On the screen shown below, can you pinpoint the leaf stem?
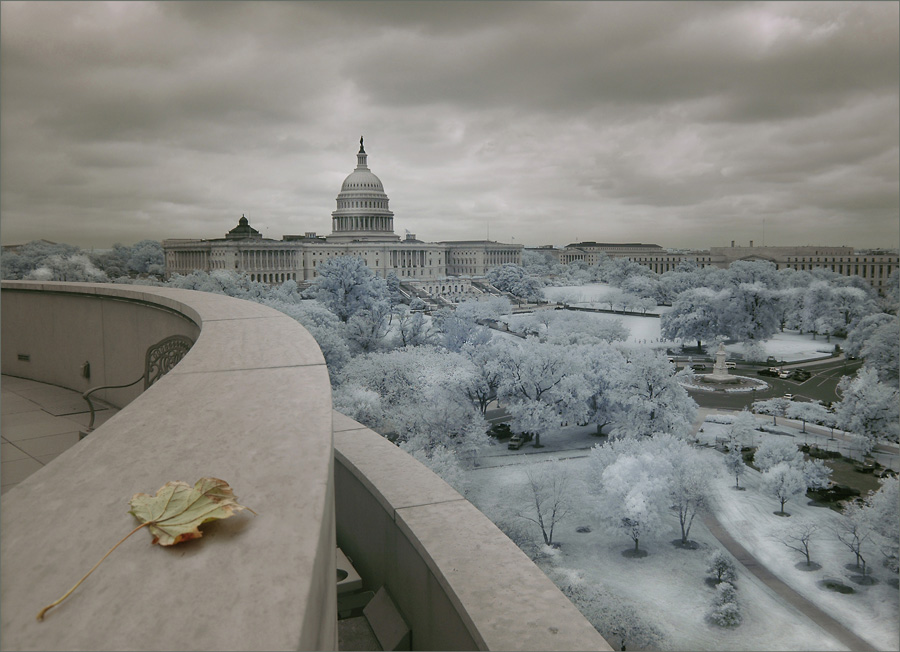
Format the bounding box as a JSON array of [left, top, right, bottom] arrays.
[[37, 521, 150, 621]]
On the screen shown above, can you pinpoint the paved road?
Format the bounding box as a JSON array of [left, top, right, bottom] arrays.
[[688, 357, 864, 411]]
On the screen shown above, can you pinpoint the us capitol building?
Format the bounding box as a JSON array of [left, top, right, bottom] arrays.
[[163, 138, 522, 301]]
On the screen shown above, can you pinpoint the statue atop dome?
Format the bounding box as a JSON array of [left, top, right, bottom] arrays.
[[359, 136, 365, 153]]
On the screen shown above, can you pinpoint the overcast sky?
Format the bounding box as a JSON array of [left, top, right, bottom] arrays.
[[2, 1, 898, 251]]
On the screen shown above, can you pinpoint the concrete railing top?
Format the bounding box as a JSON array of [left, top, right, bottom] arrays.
[[1, 281, 335, 651]]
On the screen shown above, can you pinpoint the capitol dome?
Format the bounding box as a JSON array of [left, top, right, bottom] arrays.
[[330, 137, 399, 242]]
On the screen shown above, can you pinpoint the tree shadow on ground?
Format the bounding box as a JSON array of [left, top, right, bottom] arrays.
[[621, 548, 648, 559], [671, 539, 701, 550], [794, 561, 822, 571], [818, 579, 855, 594]]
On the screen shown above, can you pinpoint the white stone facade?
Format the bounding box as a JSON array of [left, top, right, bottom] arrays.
[[549, 241, 898, 292], [164, 139, 522, 294]]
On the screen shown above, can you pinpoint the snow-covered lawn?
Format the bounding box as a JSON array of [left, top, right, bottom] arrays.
[[466, 447, 890, 650], [526, 283, 841, 360], [724, 331, 837, 363], [543, 284, 627, 306], [711, 465, 899, 651], [504, 310, 666, 345]]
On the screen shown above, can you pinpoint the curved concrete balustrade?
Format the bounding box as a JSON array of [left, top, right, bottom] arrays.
[[1, 281, 337, 651], [1, 281, 611, 651], [333, 411, 612, 651]]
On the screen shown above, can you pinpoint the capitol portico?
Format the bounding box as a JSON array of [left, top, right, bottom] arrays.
[[164, 139, 522, 300]]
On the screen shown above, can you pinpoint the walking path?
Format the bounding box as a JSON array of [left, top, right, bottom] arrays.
[[693, 408, 880, 651], [702, 512, 877, 651]]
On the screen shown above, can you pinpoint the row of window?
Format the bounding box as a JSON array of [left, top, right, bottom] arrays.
[[337, 200, 388, 209]]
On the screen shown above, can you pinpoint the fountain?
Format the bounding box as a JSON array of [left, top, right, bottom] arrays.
[[684, 343, 768, 393]]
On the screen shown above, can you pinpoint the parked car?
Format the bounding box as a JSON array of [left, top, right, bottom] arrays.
[[758, 368, 780, 377], [724, 362, 736, 369], [789, 369, 811, 381], [489, 423, 512, 440], [508, 434, 527, 450], [691, 364, 707, 371], [783, 394, 794, 401], [778, 370, 790, 379]]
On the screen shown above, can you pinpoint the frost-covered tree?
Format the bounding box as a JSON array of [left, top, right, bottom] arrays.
[[801, 282, 841, 337], [578, 343, 627, 435], [308, 255, 389, 322], [1, 240, 82, 279], [126, 240, 165, 275], [588, 435, 715, 547], [331, 386, 385, 430], [707, 581, 742, 628], [433, 306, 492, 352], [752, 397, 792, 426], [656, 263, 716, 304], [542, 312, 629, 345], [555, 572, 665, 652], [26, 253, 108, 282], [721, 282, 780, 344], [724, 260, 781, 289], [772, 286, 804, 332], [882, 269, 899, 314], [762, 462, 808, 515], [727, 411, 758, 448], [599, 256, 656, 288], [669, 442, 714, 545], [345, 301, 391, 353], [335, 347, 487, 454], [486, 263, 544, 301], [393, 305, 435, 347], [168, 269, 269, 300], [868, 477, 900, 572], [834, 368, 900, 444], [495, 339, 590, 447], [753, 439, 803, 472], [587, 436, 674, 554], [707, 550, 737, 584], [831, 285, 878, 327], [460, 342, 504, 416], [775, 519, 820, 567], [610, 349, 697, 438], [786, 401, 830, 434], [621, 274, 659, 301], [845, 313, 895, 357], [521, 249, 558, 276], [835, 500, 875, 575], [385, 270, 403, 310], [661, 287, 729, 349], [858, 317, 900, 387], [586, 439, 671, 554], [518, 459, 572, 547], [725, 446, 747, 489], [802, 458, 833, 491]]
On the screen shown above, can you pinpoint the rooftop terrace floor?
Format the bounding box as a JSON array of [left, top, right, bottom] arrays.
[[1, 375, 118, 494]]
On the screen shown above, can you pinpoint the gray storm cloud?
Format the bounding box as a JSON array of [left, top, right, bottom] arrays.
[[1, 1, 897, 250]]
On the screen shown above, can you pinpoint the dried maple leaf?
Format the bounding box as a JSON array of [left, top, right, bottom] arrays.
[[37, 478, 254, 621], [129, 477, 253, 546]]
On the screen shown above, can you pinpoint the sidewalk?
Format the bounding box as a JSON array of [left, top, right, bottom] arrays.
[[692, 408, 880, 651], [703, 512, 877, 651]]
